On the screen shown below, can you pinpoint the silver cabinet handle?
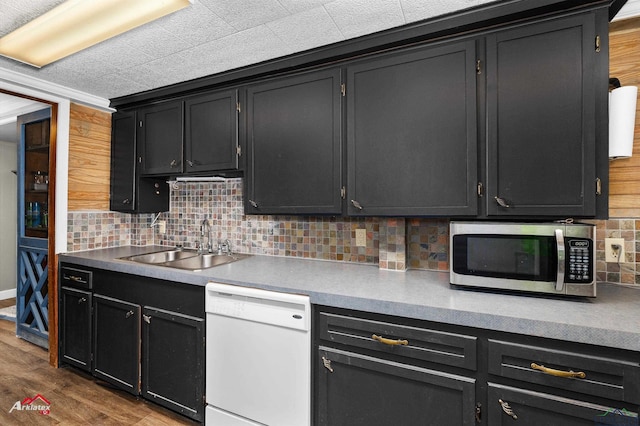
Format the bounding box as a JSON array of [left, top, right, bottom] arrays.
[[187, 160, 194, 167], [125, 310, 134, 319], [499, 399, 517, 420], [322, 356, 334, 373], [350, 200, 363, 210], [249, 200, 258, 208], [555, 229, 565, 291], [122, 198, 131, 204], [170, 159, 178, 168], [494, 196, 510, 208], [143, 314, 151, 324], [78, 297, 87, 304]]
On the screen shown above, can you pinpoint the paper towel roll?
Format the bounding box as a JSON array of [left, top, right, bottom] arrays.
[[609, 85, 638, 159]]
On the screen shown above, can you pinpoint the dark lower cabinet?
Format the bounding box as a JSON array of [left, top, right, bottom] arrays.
[[59, 264, 205, 423], [60, 287, 92, 372], [142, 306, 205, 422], [316, 306, 640, 426], [488, 383, 639, 425], [93, 294, 141, 394], [316, 346, 477, 426]]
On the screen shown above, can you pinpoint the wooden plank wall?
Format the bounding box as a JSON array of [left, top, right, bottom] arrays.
[[68, 103, 112, 211], [609, 17, 640, 218]]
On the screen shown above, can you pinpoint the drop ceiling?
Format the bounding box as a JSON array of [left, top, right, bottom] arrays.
[[1, 0, 639, 104]]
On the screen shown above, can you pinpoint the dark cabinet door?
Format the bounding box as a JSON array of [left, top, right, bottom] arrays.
[[138, 101, 184, 175], [60, 287, 92, 372], [142, 306, 205, 422], [346, 40, 478, 216], [184, 90, 239, 173], [246, 68, 342, 215], [110, 111, 136, 212], [110, 110, 169, 213], [316, 346, 477, 426], [488, 383, 639, 425], [93, 294, 140, 395], [485, 14, 599, 217]]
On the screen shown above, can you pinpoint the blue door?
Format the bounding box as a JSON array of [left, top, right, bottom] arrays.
[[16, 108, 51, 348]]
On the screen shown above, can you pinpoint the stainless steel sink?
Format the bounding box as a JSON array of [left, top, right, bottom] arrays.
[[165, 253, 251, 270], [120, 249, 250, 270], [122, 249, 199, 264]]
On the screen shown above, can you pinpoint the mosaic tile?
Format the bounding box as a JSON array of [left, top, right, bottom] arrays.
[[66, 181, 637, 283]]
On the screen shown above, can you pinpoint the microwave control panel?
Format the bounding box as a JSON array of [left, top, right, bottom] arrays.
[[566, 239, 593, 283]]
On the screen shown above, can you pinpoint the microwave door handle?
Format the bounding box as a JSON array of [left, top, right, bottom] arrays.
[[555, 229, 565, 291]]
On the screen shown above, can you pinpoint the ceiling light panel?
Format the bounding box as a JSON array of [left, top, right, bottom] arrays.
[[0, 0, 191, 68]]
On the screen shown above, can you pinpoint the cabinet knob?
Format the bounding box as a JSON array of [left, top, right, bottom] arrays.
[[78, 297, 87, 304], [170, 159, 178, 168], [321, 356, 334, 373], [187, 160, 194, 167], [143, 314, 151, 324], [122, 198, 131, 204], [494, 196, 510, 208], [498, 399, 517, 420], [249, 200, 259, 208], [125, 310, 134, 319], [350, 200, 363, 210]]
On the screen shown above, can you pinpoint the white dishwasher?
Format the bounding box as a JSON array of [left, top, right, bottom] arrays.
[[205, 282, 311, 426]]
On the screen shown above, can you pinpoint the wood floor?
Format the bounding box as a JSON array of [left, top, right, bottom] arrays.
[[0, 298, 196, 425]]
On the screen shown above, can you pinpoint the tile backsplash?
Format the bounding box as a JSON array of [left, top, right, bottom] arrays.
[[67, 179, 638, 282]]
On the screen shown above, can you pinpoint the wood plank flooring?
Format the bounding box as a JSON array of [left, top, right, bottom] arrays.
[[0, 298, 196, 425]]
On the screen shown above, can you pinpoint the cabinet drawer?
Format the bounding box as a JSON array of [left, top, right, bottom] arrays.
[[60, 266, 92, 290], [488, 339, 640, 404], [318, 312, 477, 370]]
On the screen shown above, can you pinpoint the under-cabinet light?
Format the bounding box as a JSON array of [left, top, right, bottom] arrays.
[[0, 0, 191, 68]]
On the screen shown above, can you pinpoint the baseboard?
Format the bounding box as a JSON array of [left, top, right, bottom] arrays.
[[0, 288, 16, 300]]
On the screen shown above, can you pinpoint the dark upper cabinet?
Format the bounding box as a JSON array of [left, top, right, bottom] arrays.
[[346, 40, 478, 217], [245, 68, 342, 215], [484, 12, 604, 217], [142, 306, 205, 422], [138, 100, 184, 175], [184, 89, 239, 173], [110, 110, 169, 213]]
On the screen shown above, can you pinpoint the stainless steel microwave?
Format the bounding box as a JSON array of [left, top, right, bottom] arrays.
[[450, 221, 596, 297]]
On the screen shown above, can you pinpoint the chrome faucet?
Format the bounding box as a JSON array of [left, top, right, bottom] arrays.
[[200, 219, 212, 253]]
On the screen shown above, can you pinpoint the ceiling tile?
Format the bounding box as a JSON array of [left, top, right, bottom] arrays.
[[157, 2, 236, 45], [324, 0, 406, 39], [267, 7, 344, 52], [400, 0, 489, 23], [277, 0, 336, 14], [179, 25, 294, 78], [120, 25, 193, 60], [199, 0, 291, 31]]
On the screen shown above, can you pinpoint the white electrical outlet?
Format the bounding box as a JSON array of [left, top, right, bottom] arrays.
[[157, 220, 166, 234], [604, 238, 625, 263], [355, 229, 367, 247]]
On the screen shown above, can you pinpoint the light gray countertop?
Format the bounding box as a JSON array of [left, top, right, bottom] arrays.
[[59, 246, 640, 352]]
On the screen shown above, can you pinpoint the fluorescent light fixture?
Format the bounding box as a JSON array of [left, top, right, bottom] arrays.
[[0, 0, 191, 68]]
